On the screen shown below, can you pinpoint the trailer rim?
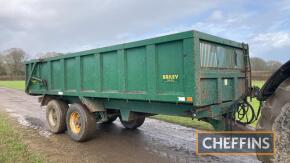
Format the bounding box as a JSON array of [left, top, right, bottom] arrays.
[[48, 108, 57, 127], [69, 111, 81, 134]]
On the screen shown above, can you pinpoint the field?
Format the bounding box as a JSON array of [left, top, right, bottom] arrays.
[[0, 81, 25, 90], [0, 80, 264, 130], [0, 114, 45, 163]]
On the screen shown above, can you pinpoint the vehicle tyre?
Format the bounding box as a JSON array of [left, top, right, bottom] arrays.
[[66, 104, 96, 142], [120, 116, 145, 129], [46, 99, 68, 134], [256, 78, 290, 163], [103, 116, 118, 124]]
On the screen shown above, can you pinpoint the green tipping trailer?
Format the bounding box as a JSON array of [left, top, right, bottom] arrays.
[[25, 30, 251, 141]]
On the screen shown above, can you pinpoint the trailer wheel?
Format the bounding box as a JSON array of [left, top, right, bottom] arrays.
[[103, 116, 118, 124], [120, 117, 145, 129], [46, 100, 68, 134], [256, 78, 290, 163], [66, 104, 96, 142]]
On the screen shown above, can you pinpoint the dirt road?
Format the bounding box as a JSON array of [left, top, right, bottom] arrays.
[[0, 88, 260, 163]]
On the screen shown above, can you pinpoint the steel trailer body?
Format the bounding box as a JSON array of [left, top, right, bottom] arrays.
[[25, 30, 250, 128]]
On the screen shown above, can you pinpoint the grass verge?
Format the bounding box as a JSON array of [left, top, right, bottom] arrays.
[[0, 113, 45, 163], [0, 81, 25, 90], [151, 115, 214, 130]]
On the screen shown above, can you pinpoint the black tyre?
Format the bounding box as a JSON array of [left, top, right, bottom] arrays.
[[66, 104, 96, 142], [46, 100, 68, 134], [256, 78, 290, 163], [120, 116, 145, 129], [103, 116, 118, 124]]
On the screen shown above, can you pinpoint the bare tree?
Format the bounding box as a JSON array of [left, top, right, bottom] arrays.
[[38, 52, 64, 59], [251, 57, 282, 72], [266, 60, 283, 72], [0, 55, 7, 75], [251, 57, 267, 71], [3, 48, 27, 76]]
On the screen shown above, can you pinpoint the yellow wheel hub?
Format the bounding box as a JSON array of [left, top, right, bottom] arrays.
[[69, 112, 81, 134]]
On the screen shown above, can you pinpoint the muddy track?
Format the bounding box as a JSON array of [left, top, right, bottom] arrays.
[[0, 88, 260, 163]]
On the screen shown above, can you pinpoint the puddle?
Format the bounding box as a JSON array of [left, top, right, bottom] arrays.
[[133, 118, 260, 163], [6, 108, 52, 138]]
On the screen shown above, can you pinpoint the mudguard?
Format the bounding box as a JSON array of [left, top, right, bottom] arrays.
[[257, 60, 290, 101]]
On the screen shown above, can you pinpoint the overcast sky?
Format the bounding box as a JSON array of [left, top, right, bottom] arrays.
[[0, 0, 289, 62]]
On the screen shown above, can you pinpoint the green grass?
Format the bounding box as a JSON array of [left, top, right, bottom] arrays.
[[238, 80, 265, 127], [252, 80, 264, 88], [151, 115, 214, 130], [0, 114, 45, 163], [0, 81, 25, 90]]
